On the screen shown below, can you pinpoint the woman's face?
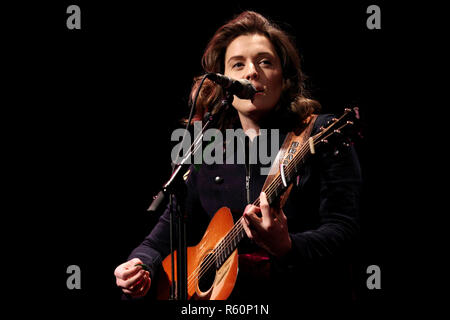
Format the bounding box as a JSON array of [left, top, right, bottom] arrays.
[[224, 33, 284, 122]]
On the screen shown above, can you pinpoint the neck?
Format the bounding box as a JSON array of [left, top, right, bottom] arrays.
[[238, 113, 261, 141]]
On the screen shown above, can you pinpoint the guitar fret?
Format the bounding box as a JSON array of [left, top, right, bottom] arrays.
[[215, 251, 219, 268], [157, 109, 357, 299], [209, 110, 356, 282], [214, 226, 241, 269], [265, 109, 355, 214]]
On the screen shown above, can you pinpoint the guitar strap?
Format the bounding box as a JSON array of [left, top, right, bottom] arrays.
[[261, 114, 318, 208]]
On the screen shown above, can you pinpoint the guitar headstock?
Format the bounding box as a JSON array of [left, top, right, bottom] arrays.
[[313, 107, 361, 152], [276, 107, 361, 192]]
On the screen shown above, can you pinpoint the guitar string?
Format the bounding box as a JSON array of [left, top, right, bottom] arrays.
[[185, 114, 351, 291], [186, 129, 344, 293], [185, 217, 245, 293], [186, 139, 313, 289], [186, 122, 349, 291], [209, 118, 352, 261], [185, 121, 345, 290]]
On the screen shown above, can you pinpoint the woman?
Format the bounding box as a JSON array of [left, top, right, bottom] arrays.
[[114, 11, 361, 302]]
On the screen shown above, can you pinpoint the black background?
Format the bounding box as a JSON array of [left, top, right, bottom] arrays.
[[5, 0, 432, 316]]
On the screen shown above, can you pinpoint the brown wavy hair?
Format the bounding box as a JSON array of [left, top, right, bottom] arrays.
[[189, 11, 320, 131]]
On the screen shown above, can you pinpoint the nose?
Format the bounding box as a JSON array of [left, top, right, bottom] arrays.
[[244, 62, 259, 81]]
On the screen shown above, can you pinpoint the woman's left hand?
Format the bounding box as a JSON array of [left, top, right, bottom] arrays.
[[241, 192, 292, 257]]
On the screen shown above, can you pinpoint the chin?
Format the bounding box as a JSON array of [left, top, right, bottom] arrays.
[[238, 104, 259, 115], [234, 98, 274, 117]]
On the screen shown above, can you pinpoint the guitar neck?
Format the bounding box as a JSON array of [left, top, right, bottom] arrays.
[[214, 108, 357, 269], [214, 133, 315, 268], [213, 143, 313, 268], [214, 219, 246, 268]]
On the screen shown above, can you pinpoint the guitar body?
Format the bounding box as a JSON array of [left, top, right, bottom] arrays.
[[157, 207, 238, 300]]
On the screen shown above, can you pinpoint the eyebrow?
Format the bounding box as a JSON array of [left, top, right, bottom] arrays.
[[226, 55, 244, 64]]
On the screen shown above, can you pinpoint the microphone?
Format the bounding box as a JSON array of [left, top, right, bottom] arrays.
[[207, 73, 257, 99]]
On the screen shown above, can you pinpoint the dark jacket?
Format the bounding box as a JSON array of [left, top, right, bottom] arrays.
[[128, 114, 362, 302]]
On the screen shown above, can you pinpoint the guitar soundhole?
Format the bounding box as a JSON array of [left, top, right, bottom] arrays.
[[197, 253, 216, 293]]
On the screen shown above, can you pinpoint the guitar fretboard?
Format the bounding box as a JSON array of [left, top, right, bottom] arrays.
[[214, 222, 246, 268], [212, 109, 355, 269]]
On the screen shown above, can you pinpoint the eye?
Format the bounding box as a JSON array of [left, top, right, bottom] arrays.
[[232, 62, 244, 69], [260, 59, 272, 66]]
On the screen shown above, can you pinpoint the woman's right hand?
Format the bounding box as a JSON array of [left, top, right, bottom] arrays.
[[114, 258, 151, 297]]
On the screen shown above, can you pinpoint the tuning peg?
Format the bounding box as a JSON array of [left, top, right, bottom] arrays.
[[333, 129, 341, 134], [327, 118, 338, 126], [342, 141, 350, 148], [320, 139, 328, 144], [347, 121, 354, 126]]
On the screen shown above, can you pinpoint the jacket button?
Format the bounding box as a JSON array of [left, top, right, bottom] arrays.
[[214, 176, 224, 184]]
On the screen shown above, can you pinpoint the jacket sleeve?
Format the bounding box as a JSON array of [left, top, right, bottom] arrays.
[[127, 204, 170, 281], [281, 114, 362, 265], [127, 165, 201, 281]]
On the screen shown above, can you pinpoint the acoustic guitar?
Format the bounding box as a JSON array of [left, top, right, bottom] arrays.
[[157, 108, 358, 300]]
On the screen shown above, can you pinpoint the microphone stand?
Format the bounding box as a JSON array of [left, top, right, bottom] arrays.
[[147, 90, 232, 300]]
